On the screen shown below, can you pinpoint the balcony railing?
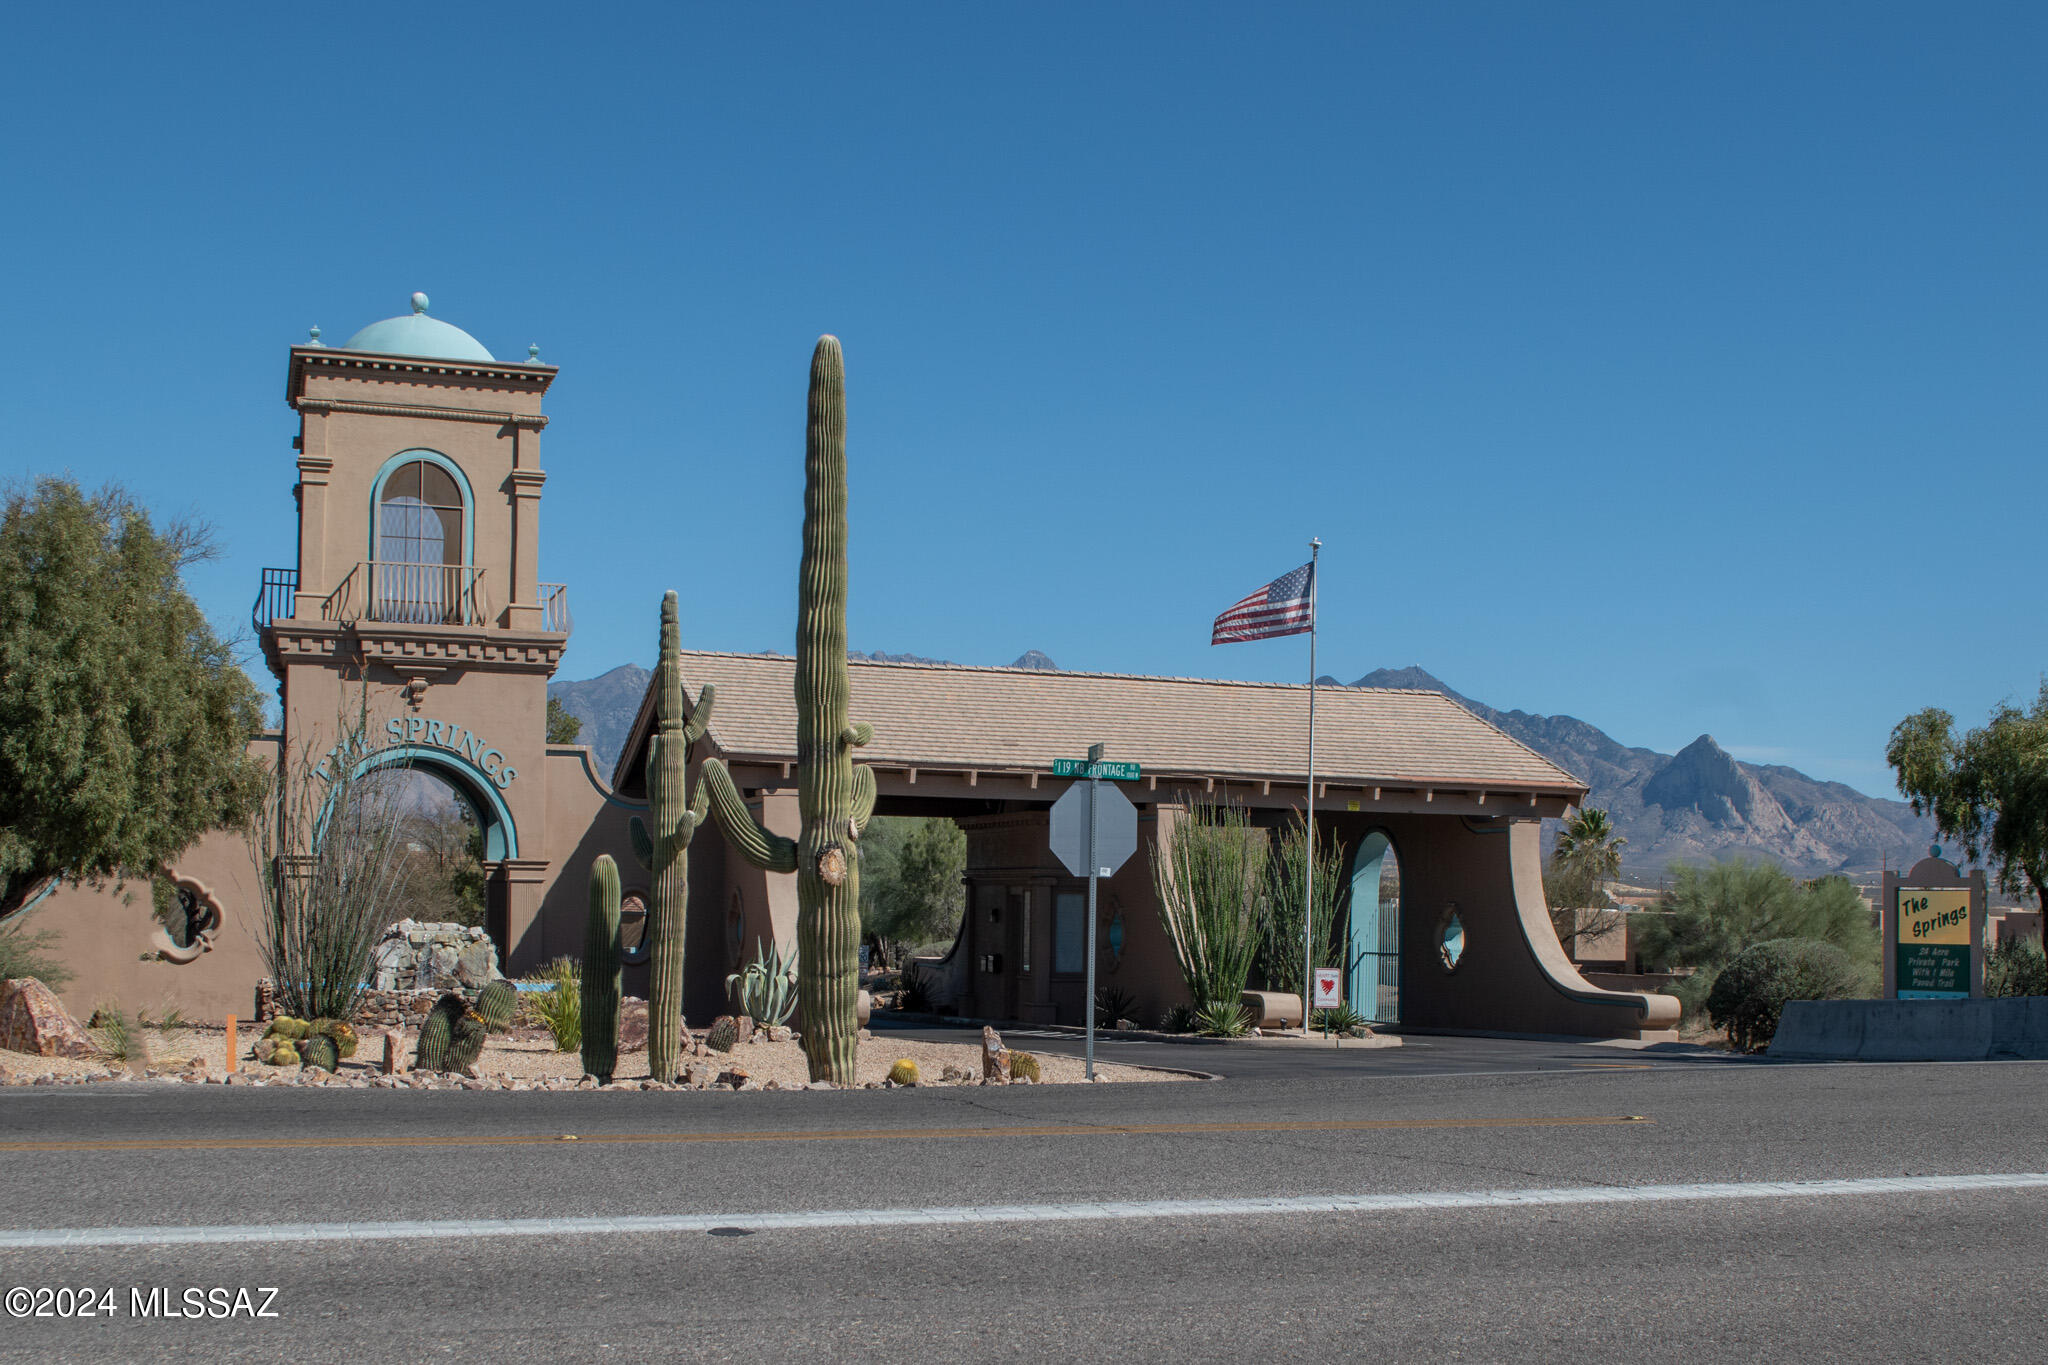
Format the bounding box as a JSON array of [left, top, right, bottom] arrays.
[[322, 561, 491, 627], [539, 582, 572, 634], [252, 567, 298, 633]]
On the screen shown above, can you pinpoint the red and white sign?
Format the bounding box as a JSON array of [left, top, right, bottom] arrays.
[[1311, 968, 1342, 1009]]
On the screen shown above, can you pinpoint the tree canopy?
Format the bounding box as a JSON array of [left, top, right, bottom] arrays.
[[0, 479, 265, 915], [545, 696, 583, 745], [859, 816, 966, 955], [1634, 859, 1878, 991], [1888, 687, 2048, 915], [1546, 806, 1627, 952]]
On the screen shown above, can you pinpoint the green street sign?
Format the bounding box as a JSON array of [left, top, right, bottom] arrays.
[[1053, 758, 1141, 781]]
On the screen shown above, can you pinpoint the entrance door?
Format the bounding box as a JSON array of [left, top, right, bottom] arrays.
[[1346, 832, 1401, 1024]]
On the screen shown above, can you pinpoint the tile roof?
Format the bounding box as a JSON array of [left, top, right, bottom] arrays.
[[637, 652, 1583, 794]]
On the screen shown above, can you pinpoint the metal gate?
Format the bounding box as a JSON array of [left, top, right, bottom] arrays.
[[1345, 832, 1401, 1024]]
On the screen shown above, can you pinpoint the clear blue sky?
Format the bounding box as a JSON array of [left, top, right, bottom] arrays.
[[4, 4, 2042, 798]]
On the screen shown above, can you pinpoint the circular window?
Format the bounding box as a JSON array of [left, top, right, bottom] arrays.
[[617, 893, 650, 966], [1437, 905, 1466, 972]]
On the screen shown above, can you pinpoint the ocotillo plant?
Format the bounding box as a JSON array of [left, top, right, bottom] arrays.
[[629, 592, 716, 1083], [581, 854, 623, 1085], [704, 335, 877, 1084]]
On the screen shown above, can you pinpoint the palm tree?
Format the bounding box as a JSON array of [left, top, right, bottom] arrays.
[[1548, 807, 1628, 955], [1554, 807, 1627, 896]]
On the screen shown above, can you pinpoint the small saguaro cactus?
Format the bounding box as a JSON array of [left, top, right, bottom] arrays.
[[629, 592, 718, 1084], [581, 854, 624, 1085], [704, 336, 878, 1086]]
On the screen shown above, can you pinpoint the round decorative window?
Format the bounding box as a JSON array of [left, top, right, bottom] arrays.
[[150, 875, 224, 965], [1437, 905, 1466, 972], [617, 892, 651, 967]]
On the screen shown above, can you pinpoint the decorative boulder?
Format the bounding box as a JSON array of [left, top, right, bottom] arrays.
[[0, 978, 95, 1059], [981, 1025, 1011, 1083], [369, 921, 503, 992], [617, 999, 650, 1053]]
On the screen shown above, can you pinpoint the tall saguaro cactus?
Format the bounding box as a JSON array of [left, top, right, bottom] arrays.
[[704, 335, 877, 1084], [631, 592, 716, 1083]]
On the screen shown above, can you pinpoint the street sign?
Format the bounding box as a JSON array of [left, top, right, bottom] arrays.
[[1049, 781, 1137, 878], [1312, 968, 1342, 1009], [1052, 758, 1141, 781]]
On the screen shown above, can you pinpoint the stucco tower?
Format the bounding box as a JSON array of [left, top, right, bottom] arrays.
[[256, 293, 568, 960]]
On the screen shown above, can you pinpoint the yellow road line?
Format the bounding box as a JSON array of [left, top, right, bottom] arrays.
[[0, 1114, 1653, 1154]]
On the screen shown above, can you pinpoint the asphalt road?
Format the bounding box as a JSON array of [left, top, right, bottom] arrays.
[[2, 1043, 2044, 1362]]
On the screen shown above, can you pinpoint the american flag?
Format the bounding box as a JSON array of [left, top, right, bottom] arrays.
[[1211, 561, 1315, 644]]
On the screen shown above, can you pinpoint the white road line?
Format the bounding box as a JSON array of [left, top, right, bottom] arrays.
[[3, 1173, 2043, 1250]]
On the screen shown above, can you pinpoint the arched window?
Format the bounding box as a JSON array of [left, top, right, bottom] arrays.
[[374, 457, 468, 623], [378, 459, 465, 566]]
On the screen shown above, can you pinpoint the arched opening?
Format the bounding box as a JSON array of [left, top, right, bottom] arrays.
[[370, 452, 472, 623], [315, 746, 520, 954], [1345, 830, 1402, 1025]]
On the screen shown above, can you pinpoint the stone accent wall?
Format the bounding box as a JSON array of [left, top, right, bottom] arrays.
[[369, 920, 503, 992]]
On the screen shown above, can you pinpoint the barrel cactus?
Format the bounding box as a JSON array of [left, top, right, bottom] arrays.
[[310, 1019, 358, 1059], [704, 336, 877, 1085], [630, 592, 718, 1085], [1009, 1051, 1041, 1083], [705, 1016, 739, 1054], [475, 980, 518, 1031], [886, 1058, 919, 1086], [415, 993, 463, 1071], [582, 854, 623, 1085], [300, 1033, 339, 1073]]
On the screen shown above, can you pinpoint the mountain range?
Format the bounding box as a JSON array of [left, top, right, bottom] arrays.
[[1348, 667, 1932, 878], [549, 654, 1933, 879]]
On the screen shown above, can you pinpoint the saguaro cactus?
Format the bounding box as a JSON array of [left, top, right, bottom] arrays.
[[630, 592, 716, 1083], [704, 335, 877, 1084], [582, 854, 623, 1085]]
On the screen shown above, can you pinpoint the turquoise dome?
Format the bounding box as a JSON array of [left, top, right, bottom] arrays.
[[341, 292, 494, 362]]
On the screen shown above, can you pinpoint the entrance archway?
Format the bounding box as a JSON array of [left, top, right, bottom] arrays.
[[1346, 830, 1402, 1024], [332, 744, 520, 862]]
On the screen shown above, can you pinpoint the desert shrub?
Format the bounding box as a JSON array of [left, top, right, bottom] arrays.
[[530, 958, 581, 1052], [1195, 998, 1252, 1037], [1705, 938, 1863, 1053], [896, 966, 935, 1014], [89, 1003, 147, 1067], [1312, 1003, 1368, 1034], [1985, 938, 2048, 997], [1094, 984, 1137, 1025], [1153, 799, 1265, 1014], [0, 907, 72, 989]]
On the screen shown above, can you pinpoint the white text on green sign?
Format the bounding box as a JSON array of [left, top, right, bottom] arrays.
[[1053, 759, 1141, 781]]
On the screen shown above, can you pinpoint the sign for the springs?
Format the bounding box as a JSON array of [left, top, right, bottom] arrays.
[[313, 718, 520, 790], [1895, 887, 1970, 1000]]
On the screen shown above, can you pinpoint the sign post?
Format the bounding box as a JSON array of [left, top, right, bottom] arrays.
[[1048, 746, 1139, 1080]]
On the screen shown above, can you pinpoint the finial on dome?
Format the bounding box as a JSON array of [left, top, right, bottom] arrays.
[[528, 343, 540, 361], [308, 325, 323, 346], [411, 292, 430, 315]]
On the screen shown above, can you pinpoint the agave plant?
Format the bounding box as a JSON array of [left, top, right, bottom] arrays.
[[727, 939, 800, 1027], [1195, 998, 1253, 1037]]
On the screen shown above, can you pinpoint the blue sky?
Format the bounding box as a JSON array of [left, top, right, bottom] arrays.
[[4, 3, 2042, 797]]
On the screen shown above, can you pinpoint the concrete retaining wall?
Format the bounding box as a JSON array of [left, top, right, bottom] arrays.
[[1771, 997, 2048, 1061]]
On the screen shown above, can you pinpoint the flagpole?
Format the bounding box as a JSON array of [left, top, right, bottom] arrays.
[[1303, 536, 1320, 1037]]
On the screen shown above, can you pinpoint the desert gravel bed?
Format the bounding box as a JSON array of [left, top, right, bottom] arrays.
[[2, 1025, 1190, 1090]]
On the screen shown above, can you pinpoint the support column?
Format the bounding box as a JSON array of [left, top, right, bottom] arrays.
[[504, 422, 546, 629], [293, 422, 333, 620]]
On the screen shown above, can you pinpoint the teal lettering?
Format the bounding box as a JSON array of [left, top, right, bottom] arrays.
[[463, 732, 485, 763], [495, 765, 517, 790], [425, 719, 445, 746]]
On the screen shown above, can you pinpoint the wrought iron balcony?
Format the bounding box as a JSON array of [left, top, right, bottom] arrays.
[[322, 561, 491, 627], [252, 567, 297, 633]]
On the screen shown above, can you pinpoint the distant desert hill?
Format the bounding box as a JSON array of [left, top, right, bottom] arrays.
[[1349, 667, 1932, 878]]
